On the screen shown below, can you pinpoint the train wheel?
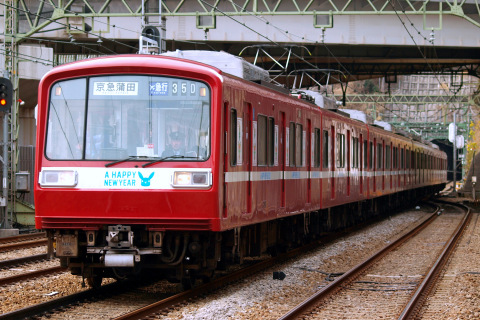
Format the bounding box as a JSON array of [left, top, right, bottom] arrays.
[[86, 274, 103, 288], [181, 271, 197, 290], [201, 269, 215, 283]]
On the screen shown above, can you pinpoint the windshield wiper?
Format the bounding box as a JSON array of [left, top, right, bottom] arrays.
[[105, 156, 138, 167], [142, 155, 197, 168]]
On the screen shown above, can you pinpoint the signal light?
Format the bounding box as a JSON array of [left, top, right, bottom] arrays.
[[0, 78, 13, 113]]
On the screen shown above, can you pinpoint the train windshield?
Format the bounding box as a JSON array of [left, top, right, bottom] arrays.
[[45, 75, 211, 161]]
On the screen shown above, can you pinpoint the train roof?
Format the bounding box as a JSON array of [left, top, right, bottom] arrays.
[[41, 52, 444, 156], [161, 50, 270, 82]]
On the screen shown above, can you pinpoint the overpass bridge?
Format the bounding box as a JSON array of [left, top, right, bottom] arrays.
[[1, 0, 478, 151], [4, 0, 480, 84]]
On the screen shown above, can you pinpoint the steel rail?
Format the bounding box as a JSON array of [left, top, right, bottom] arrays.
[[0, 223, 359, 320], [0, 253, 49, 269], [397, 202, 471, 320], [0, 238, 48, 252], [0, 232, 46, 245], [277, 205, 441, 320], [112, 239, 327, 320], [0, 266, 66, 286], [111, 206, 438, 320], [0, 279, 139, 320], [0, 205, 438, 320]]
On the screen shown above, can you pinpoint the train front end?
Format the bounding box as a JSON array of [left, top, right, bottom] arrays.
[[34, 55, 223, 286]]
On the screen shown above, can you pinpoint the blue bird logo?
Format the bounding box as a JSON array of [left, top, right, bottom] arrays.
[[138, 172, 155, 187]]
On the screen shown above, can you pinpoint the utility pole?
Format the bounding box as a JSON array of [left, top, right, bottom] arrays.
[[2, 0, 19, 231]]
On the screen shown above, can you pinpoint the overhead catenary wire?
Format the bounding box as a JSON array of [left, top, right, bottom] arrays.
[[205, 0, 441, 124], [2, 0, 473, 127], [239, 0, 473, 125]]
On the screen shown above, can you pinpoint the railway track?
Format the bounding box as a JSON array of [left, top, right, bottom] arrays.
[[0, 266, 66, 286], [1, 210, 382, 319], [0, 235, 325, 320], [0, 233, 47, 252], [2, 204, 461, 319], [0, 253, 49, 269], [277, 201, 471, 320], [86, 206, 440, 319], [0, 280, 139, 320], [0, 232, 46, 245]]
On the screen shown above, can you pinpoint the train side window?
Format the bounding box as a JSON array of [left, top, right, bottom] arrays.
[[313, 128, 320, 168], [322, 130, 329, 168], [401, 148, 404, 169], [363, 140, 368, 169], [393, 146, 397, 169], [336, 133, 345, 168], [385, 145, 391, 169], [352, 137, 359, 168], [295, 123, 303, 167], [289, 122, 296, 167], [267, 117, 275, 166], [406, 149, 410, 169], [377, 143, 383, 169], [392, 146, 395, 169], [257, 115, 267, 166], [369, 142, 374, 169], [230, 108, 237, 166]]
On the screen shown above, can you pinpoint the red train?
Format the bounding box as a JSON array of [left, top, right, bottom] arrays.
[[35, 52, 447, 287]]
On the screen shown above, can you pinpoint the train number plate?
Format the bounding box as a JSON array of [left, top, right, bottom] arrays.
[[56, 234, 78, 257]]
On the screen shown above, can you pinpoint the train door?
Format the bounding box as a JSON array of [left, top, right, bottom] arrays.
[[246, 103, 253, 214], [373, 138, 377, 193], [388, 143, 393, 191], [225, 103, 248, 219], [360, 134, 364, 195], [407, 147, 410, 186], [331, 125, 335, 199], [347, 129, 351, 197], [414, 150, 417, 185], [397, 144, 401, 188], [321, 125, 328, 207], [224, 103, 230, 219], [307, 119, 312, 204], [422, 151, 425, 184], [403, 146, 406, 187], [382, 140, 385, 191], [401, 146, 404, 187], [280, 111, 286, 208]]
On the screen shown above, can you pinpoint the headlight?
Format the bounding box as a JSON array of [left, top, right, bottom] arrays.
[[39, 170, 78, 187], [172, 171, 211, 188]]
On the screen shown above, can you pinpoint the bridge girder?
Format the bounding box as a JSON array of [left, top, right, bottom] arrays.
[[13, 0, 480, 28]]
